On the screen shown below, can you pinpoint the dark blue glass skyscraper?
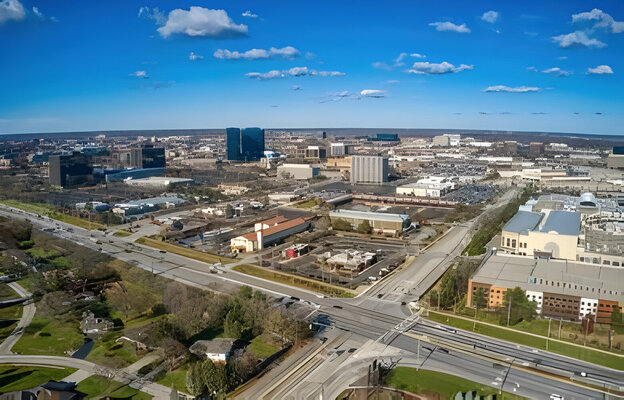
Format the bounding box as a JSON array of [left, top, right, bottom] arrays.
[[226, 127, 264, 161]]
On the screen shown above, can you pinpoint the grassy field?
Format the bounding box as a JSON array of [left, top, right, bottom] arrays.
[[385, 368, 526, 400], [12, 315, 84, 356], [0, 366, 76, 392], [113, 230, 132, 237], [0, 199, 106, 230], [427, 312, 624, 370], [248, 335, 280, 359], [156, 365, 188, 394], [135, 236, 237, 264], [86, 331, 142, 368], [77, 375, 153, 399], [232, 263, 355, 298]]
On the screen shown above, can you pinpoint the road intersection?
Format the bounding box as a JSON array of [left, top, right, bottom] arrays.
[[1, 205, 622, 399]]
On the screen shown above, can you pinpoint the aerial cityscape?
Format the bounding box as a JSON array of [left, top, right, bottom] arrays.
[[0, 1, 623, 400]]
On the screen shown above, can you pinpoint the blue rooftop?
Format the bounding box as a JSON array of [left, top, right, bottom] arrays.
[[538, 210, 581, 236], [502, 211, 542, 234]]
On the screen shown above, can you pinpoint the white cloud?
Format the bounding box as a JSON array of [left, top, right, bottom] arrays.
[[385, 80, 400, 84], [0, 0, 25, 24], [558, 56, 568, 60], [138, 6, 166, 26], [157, 7, 248, 39], [130, 70, 149, 79], [408, 61, 473, 74], [411, 53, 426, 58], [189, 51, 203, 61], [31, 6, 56, 22], [587, 65, 614, 74], [572, 8, 624, 34], [245, 67, 345, 80], [552, 31, 606, 48], [484, 85, 540, 93], [372, 61, 392, 71], [317, 71, 346, 77], [526, 66, 538, 72], [214, 46, 300, 60], [241, 10, 258, 18], [481, 10, 499, 24], [394, 53, 408, 65], [429, 21, 471, 33], [542, 67, 572, 77], [360, 89, 387, 98]]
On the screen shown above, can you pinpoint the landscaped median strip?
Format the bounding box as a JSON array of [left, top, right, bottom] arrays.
[[135, 236, 237, 264], [426, 311, 624, 370], [232, 263, 356, 298]]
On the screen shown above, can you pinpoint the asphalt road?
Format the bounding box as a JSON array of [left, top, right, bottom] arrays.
[[1, 205, 622, 399]]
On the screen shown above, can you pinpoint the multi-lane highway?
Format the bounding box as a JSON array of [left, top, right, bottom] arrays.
[[1, 204, 622, 399]]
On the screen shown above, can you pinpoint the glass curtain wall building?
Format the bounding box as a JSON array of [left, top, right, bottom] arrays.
[[226, 127, 265, 161]]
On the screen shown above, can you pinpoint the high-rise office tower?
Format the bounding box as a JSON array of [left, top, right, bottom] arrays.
[[49, 152, 93, 187], [226, 127, 265, 161]]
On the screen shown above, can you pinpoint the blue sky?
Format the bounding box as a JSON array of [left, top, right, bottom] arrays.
[[1, 1, 623, 135]]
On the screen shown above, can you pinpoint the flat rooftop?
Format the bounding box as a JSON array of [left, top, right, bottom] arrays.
[[329, 209, 409, 223], [473, 253, 623, 302]]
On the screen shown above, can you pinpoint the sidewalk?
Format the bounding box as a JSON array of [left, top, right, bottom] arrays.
[[0, 282, 36, 354]]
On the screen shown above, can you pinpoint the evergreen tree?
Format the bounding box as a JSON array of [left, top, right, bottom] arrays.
[[473, 287, 487, 310], [500, 287, 537, 325], [186, 362, 205, 396]]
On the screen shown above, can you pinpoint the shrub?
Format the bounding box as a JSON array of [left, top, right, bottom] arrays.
[[151, 303, 167, 317]]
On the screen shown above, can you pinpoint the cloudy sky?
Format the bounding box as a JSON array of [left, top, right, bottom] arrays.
[[0, 0, 623, 135]]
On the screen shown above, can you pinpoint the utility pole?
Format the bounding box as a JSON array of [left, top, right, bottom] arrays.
[[547, 318, 552, 351], [474, 303, 478, 332], [507, 295, 512, 327], [416, 339, 420, 367], [437, 290, 441, 311], [558, 317, 562, 339]]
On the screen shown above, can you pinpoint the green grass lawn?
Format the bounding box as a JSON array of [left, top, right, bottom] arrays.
[[156, 365, 188, 394], [385, 368, 526, 400], [232, 263, 355, 298], [427, 312, 624, 370], [86, 331, 141, 369], [248, 335, 280, 359], [0, 366, 77, 392], [0, 284, 18, 301], [135, 236, 237, 264], [0, 304, 23, 321], [113, 230, 132, 237], [17, 275, 34, 293], [0, 199, 106, 230], [12, 315, 84, 356], [76, 375, 153, 399]]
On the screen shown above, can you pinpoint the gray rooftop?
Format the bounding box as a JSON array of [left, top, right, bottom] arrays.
[[329, 209, 409, 223], [472, 253, 623, 302], [502, 211, 542, 234], [538, 210, 581, 236]]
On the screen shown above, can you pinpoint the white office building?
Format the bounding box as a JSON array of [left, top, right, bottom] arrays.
[[351, 155, 389, 184]]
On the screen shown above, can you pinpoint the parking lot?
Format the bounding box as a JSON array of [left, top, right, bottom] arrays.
[[262, 235, 407, 288]]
